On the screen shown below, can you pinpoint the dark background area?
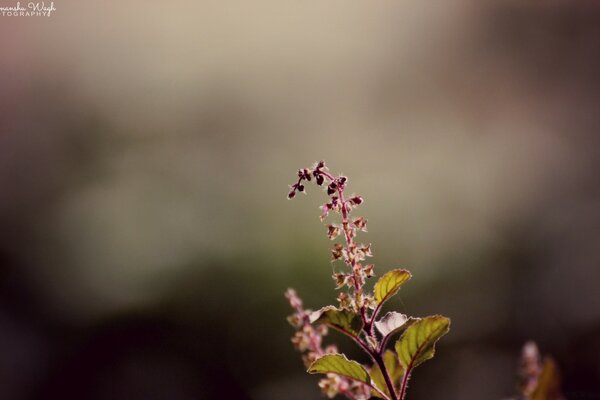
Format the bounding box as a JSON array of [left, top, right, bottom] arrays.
[[1, 2, 599, 399]]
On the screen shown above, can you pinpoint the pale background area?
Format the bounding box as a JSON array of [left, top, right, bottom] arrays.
[[0, 2, 599, 399]]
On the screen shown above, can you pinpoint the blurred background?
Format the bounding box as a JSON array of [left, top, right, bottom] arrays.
[[1, 1, 599, 399]]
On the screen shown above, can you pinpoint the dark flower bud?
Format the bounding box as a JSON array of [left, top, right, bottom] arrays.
[[327, 182, 337, 195], [349, 196, 363, 205], [297, 184, 305, 192], [298, 169, 304, 178], [338, 176, 347, 185], [317, 160, 325, 169], [288, 190, 296, 199], [315, 174, 324, 186]]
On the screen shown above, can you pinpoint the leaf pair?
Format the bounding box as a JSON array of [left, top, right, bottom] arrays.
[[311, 269, 412, 340], [308, 316, 450, 400]]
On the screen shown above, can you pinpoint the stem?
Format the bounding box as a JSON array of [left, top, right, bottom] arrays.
[[337, 182, 368, 326], [370, 301, 384, 328], [341, 331, 397, 400], [355, 339, 397, 400], [398, 368, 412, 400], [372, 350, 399, 400], [317, 169, 369, 326]]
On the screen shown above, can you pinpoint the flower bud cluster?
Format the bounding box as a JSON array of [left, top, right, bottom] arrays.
[[285, 289, 329, 366], [319, 374, 371, 400], [287, 161, 327, 200], [288, 161, 376, 313]]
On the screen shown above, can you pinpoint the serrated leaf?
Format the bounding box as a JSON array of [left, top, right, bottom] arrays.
[[395, 315, 450, 371], [375, 312, 411, 338], [370, 350, 404, 398], [308, 354, 371, 384], [374, 269, 411, 305], [310, 306, 363, 336]]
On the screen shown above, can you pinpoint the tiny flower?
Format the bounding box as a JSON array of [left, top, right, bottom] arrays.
[[332, 272, 350, 289], [349, 381, 371, 400], [286, 314, 302, 328], [353, 217, 368, 231], [362, 294, 376, 310], [319, 375, 342, 398], [320, 203, 331, 221], [363, 264, 375, 278], [361, 243, 372, 257], [285, 288, 303, 308], [327, 224, 341, 240], [325, 344, 338, 354], [316, 324, 328, 336], [303, 351, 320, 368], [291, 331, 310, 351], [331, 243, 344, 261], [337, 292, 353, 309]]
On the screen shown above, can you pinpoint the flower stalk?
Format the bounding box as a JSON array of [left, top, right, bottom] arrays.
[[285, 161, 450, 400]]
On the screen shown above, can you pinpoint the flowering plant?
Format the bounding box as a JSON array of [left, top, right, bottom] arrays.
[[285, 161, 450, 400]]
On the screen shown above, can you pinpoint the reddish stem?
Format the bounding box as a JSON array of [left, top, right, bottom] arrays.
[[398, 367, 412, 400]]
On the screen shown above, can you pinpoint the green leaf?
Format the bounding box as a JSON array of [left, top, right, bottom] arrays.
[[308, 354, 371, 384], [310, 306, 363, 336], [370, 350, 404, 398], [395, 315, 450, 371], [374, 269, 412, 305]]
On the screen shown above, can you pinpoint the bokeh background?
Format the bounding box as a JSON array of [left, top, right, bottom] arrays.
[[1, 1, 599, 399]]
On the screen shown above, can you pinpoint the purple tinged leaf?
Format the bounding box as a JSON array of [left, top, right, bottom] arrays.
[[375, 312, 410, 338]]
